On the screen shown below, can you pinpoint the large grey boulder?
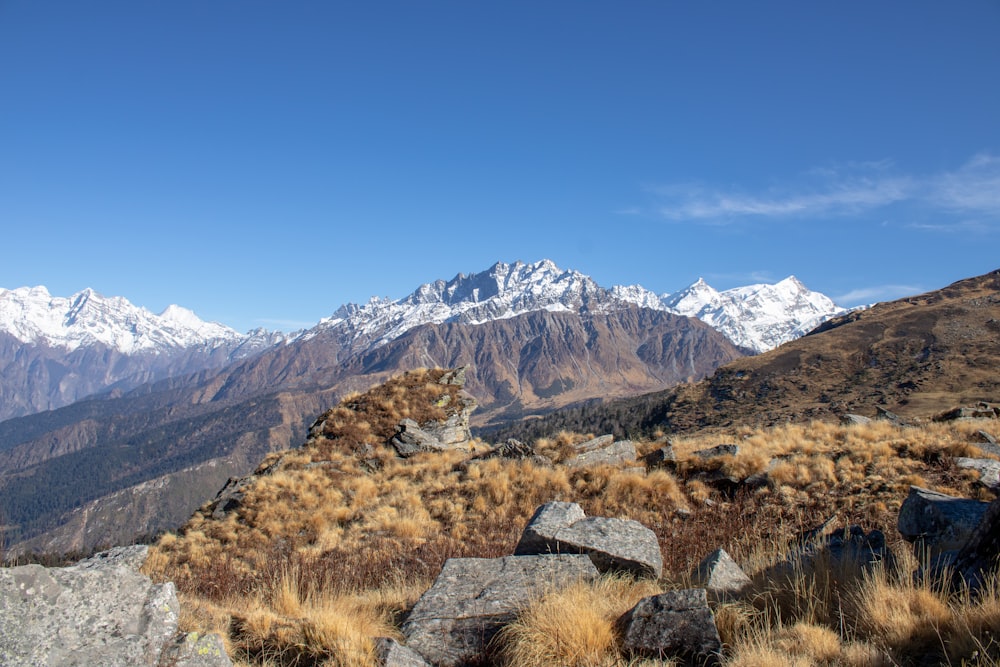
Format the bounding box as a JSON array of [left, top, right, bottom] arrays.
[[0, 545, 230, 667], [692, 548, 752, 597], [401, 555, 599, 667], [617, 589, 722, 666], [514, 502, 663, 578], [898, 486, 990, 561], [950, 496, 1000, 593]]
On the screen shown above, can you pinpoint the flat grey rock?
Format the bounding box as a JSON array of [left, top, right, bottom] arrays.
[[573, 434, 615, 453], [955, 457, 1000, 490], [566, 439, 637, 468], [402, 555, 599, 667], [841, 414, 872, 426], [618, 588, 722, 666], [514, 501, 663, 578]]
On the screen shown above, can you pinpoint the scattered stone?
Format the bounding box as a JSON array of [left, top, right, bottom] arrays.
[[374, 637, 431, 667], [514, 502, 663, 578], [617, 589, 722, 666], [204, 459, 282, 520], [841, 414, 872, 426], [950, 496, 1000, 593], [565, 439, 637, 468], [954, 457, 1000, 490], [464, 438, 552, 468], [693, 444, 739, 459], [935, 403, 1000, 422], [643, 444, 677, 469], [692, 548, 752, 597], [0, 546, 230, 667], [898, 486, 990, 561], [973, 429, 998, 445], [875, 406, 906, 426], [401, 555, 599, 667], [573, 434, 615, 453]]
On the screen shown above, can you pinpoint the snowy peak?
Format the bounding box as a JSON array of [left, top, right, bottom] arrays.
[[662, 277, 722, 313], [0, 286, 251, 354], [310, 261, 846, 355], [661, 276, 846, 353], [311, 260, 637, 349]]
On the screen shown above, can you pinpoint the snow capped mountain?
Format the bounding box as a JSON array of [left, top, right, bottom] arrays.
[[0, 286, 253, 354], [0, 262, 845, 422], [307, 260, 845, 355], [663, 276, 847, 352], [0, 287, 289, 421], [310, 260, 626, 348]]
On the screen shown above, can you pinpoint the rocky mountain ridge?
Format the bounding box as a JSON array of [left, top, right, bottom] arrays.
[[0, 286, 287, 421], [306, 259, 846, 355], [0, 261, 844, 421]]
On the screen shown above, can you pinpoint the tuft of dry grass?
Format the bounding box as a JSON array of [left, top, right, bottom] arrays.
[[495, 575, 660, 667]]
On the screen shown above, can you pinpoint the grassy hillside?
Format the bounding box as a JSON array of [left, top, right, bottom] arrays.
[[144, 368, 1000, 666], [490, 269, 1000, 444]]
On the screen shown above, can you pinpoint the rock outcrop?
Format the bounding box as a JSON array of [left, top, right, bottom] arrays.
[[0, 546, 230, 667]]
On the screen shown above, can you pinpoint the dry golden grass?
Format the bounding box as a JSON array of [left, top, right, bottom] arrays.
[[143, 369, 1000, 666], [495, 575, 661, 667]]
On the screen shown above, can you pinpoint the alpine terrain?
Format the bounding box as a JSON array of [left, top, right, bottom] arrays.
[[0, 260, 842, 556]]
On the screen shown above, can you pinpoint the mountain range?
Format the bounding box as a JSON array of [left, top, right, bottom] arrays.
[[0, 260, 843, 422], [493, 268, 1000, 446], [0, 260, 846, 556]]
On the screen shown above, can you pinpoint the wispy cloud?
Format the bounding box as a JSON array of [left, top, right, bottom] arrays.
[[927, 153, 1000, 214], [651, 153, 1000, 226], [832, 284, 923, 306]]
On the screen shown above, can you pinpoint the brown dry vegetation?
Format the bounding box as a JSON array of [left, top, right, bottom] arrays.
[[144, 369, 1000, 666]]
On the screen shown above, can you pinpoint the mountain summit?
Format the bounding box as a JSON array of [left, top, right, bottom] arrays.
[[662, 275, 846, 352], [309, 260, 844, 356]]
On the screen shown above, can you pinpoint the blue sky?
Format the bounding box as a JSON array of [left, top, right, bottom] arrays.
[[2, 2, 998, 333]]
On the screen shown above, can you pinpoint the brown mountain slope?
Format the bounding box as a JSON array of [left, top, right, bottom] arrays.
[[2, 306, 742, 555], [493, 268, 1000, 441]]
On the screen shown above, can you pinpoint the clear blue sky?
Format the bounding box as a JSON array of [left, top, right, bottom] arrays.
[[2, 1, 998, 333]]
